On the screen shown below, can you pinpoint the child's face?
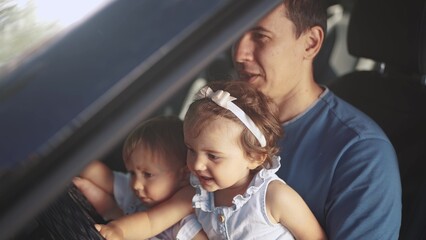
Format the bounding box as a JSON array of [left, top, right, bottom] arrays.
[[185, 117, 260, 193], [125, 146, 185, 208]]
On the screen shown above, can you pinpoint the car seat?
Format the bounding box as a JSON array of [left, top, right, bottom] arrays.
[[313, 3, 343, 85], [328, 0, 426, 239]]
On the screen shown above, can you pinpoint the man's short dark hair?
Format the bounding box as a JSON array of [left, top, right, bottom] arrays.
[[284, 0, 328, 38]]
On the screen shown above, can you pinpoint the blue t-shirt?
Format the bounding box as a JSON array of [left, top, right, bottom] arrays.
[[277, 88, 401, 239]]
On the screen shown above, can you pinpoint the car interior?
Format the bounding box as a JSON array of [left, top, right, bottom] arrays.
[[0, 0, 425, 239], [329, 0, 426, 238]]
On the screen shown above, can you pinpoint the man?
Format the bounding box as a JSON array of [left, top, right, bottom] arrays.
[[233, 1, 401, 239]]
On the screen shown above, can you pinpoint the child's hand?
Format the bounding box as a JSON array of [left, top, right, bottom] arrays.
[[73, 177, 110, 209], [95, 223, 124, 240], [73, 177, 122, 219]]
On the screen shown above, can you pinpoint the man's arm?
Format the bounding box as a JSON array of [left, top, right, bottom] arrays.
[[327, 139, 401, 239]]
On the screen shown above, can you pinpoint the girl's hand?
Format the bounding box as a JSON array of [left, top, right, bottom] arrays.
[[95, 223, 124, 240]]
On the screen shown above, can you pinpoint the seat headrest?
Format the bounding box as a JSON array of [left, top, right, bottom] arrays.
[[347, 0, 426, 75]]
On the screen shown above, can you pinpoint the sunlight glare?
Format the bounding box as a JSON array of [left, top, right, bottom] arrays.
[[31, 0, 110, 27]]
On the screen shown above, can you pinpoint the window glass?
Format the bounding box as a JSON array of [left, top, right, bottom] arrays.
[[0, 0, 222, 168], [0, 0, 110, 78]]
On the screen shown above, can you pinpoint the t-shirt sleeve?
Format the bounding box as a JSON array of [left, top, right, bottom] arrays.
[[327, 138, 401, 239]]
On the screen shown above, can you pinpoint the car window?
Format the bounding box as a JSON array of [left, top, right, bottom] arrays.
[[0, 1, 282, 238], [0, 0, 222, 168], [0, 0, 111, 79]]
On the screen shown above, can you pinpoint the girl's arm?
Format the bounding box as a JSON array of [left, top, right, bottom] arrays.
[[96, 185, 195, 240], [192, 230, 208, 240], [267, 181, 327, 240]]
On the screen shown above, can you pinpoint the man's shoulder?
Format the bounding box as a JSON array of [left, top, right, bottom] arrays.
[[318, 90, 389, 142]]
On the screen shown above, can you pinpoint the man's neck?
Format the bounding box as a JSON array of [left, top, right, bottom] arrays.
[[276, 81, 324, 123]]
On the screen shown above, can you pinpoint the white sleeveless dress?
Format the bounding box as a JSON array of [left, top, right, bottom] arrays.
[[191, 156, 295, 240]]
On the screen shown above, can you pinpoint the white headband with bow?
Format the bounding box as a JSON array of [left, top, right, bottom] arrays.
[[194, 86, 267, 147]]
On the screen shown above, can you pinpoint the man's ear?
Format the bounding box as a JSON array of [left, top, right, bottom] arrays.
[[303, 25, 324, 60]]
